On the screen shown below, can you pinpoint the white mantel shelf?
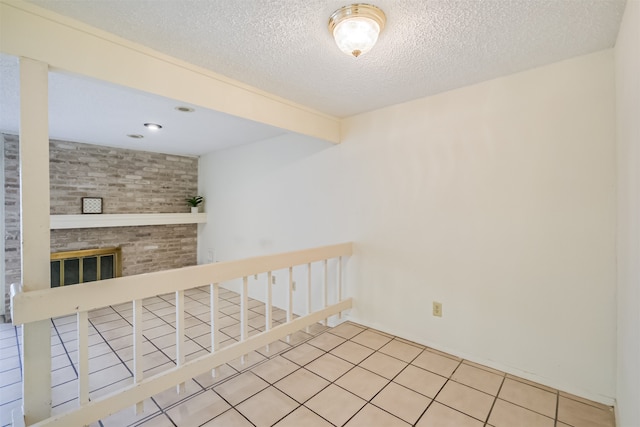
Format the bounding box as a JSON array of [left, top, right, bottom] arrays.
[[50, 213, 207, 230]]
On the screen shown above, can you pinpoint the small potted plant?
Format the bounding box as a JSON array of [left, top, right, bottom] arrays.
[[186, 195, 204, 213]]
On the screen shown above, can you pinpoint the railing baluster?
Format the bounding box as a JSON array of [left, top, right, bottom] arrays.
[[240, 277, 248, 364], [265, 272, 273, 352], [10, 243, 353, 427], [323, 259, 328, 326], [306, 263, 311, 333], [287, 267, 293, 322], [175, 291, 185, 393], [133, 299, 144, 413], [210, 283, 219, 377], [337, 257, 343, 319], [286, 267, 293, 343], [77, 311, 89, 408]]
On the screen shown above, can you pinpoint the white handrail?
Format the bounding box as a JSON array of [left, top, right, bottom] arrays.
[[11, 242, 352, 325], [12, 243, 354, 427]]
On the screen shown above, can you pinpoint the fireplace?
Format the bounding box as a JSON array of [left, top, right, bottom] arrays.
[[50, 247, 122, 287]]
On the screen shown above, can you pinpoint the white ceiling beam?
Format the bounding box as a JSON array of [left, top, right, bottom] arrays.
[[0, 0, 341, 144]]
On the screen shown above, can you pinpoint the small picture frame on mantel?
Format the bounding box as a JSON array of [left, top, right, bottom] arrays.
[[82, 197, 103, 214]]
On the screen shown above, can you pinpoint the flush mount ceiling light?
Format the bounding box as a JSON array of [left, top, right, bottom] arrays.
[[328, 3, 386, 58], [144, 123, 163, 131]]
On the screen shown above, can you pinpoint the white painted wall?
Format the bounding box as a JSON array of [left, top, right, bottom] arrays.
[[198, 50, 617, 402], [615, 0, 640, 425]]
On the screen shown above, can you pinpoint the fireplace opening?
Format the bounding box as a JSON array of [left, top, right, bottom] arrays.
[[50, 247, 122, 287]]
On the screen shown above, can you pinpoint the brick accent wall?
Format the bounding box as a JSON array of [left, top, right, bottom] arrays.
[[50, 225, 197, 277], [3, 135, 200, 320], [3, 136, 20, 321], [49, 139, 198, 214]]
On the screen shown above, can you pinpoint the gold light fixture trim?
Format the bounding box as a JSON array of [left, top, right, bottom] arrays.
[[328, 4, 386, 58]]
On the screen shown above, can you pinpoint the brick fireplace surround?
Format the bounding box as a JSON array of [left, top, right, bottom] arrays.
[[2, 134, 200, 321]]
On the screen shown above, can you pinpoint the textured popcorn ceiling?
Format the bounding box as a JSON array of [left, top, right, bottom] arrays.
[[25, 0, 626, 118], [0, 1, 627, 155]]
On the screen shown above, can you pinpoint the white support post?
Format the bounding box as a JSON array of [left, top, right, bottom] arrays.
[[337, 257, 343, 320], [265, 272, 273, 352], [77, 311, 89, 407], [133, 299, 144, 413], [19, 57, 51, 425], [323, 259, 328, 326], [210, 283, 219, 377], [305, 263, 312, 333], [175, 291, 185, 393], [240, 277, 248, 364]]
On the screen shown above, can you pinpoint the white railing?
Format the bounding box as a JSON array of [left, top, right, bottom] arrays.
[[11, 242, 353, 427]]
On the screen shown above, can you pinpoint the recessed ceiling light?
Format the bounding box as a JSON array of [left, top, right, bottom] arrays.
[[144, 123, 163, 131], [175, 106, 195, 113], [127, 134, 144, 139]]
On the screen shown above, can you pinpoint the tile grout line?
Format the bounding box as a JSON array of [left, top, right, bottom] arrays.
[[347, 338, 562, 426], [325, 326, 449, 426], [321, 330, 445, 426], [186, 324, 332, 426], [493, 394, 559, 422], [13, 324, 22, 382], [103, 301, 183, 427], [273, 327, 417, 427], [148, 311, 328, 426], [51, 317, 78, 378], [330, 331, 402, 426], [263, 329, 355, 427], [483, 371, 507, 426], [554, 390, 560, 427], [412, 358, 464, 426], [4, 290, 616, 427]]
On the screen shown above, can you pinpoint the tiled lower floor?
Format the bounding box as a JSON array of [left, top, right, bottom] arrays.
[[0, 286, 615, 427]]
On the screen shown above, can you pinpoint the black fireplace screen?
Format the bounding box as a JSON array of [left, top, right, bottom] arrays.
[[50, 247, 122, 287]]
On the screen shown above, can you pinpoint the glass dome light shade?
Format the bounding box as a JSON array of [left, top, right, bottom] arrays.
[[333, 17, 380, 57], [328, 4, 386, 58]]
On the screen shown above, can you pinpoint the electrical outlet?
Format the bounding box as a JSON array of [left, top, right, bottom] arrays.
[[207, 249, 214, 263], [272, 276, 276, 285], [292, 281, 296, 291], [433, 301, 443, 317], [254, 274, 258, 280]]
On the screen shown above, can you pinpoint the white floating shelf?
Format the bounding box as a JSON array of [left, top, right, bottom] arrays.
[[50, 213, 207, 230]]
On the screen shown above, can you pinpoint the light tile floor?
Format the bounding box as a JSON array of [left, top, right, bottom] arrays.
[[0, 286, 616, 427]]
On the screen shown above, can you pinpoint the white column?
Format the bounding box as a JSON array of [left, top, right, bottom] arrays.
[[19, 57, 51, 425]]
